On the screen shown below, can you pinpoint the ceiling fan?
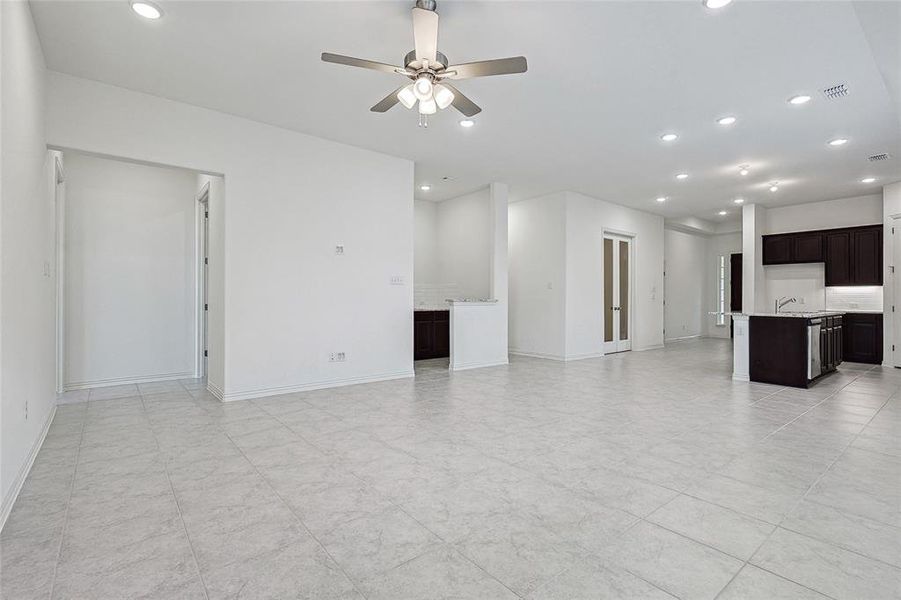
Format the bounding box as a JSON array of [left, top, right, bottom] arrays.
[[321, 0, 527, 126]]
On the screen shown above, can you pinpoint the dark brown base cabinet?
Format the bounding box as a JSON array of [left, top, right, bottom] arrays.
[[414, 310, 449, 360], [762, 224, 882, 286], [843, 313, 883, 364]]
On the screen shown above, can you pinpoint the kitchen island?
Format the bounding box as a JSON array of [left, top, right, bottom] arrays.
[[733, 312, 844, 388]]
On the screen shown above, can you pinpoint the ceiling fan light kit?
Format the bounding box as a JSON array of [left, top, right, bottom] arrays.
[[321, 0, 527, 127]]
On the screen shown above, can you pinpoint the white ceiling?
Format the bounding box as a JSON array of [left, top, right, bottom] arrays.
[[30, 0, 901, 220]]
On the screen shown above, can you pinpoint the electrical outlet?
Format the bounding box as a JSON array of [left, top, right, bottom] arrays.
[[24, 400, 28, 420], [329, 352, 346, 362], [335, 245, 345, 255]]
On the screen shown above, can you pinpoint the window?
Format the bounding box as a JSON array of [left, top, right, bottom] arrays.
[[716, 255, 726, 326]]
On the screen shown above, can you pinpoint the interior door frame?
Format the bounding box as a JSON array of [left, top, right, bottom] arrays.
[[603, 230, 635, 354], [54, 154, 66, 393], [194, 182, 210, 379], [892, 216, 901, 367]]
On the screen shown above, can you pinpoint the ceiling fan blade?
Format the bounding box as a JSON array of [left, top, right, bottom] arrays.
[[370, 86, 406, 113], [445, 56, 528, 80], [321, 52, 400, 75], [441, 83, 481, 117], [412, 7, 439, 62]]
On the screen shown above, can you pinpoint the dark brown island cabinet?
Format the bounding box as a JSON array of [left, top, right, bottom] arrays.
[[414, 310, 449, 360], [749, 315, 843, 388], [762, 224, 882, 286]]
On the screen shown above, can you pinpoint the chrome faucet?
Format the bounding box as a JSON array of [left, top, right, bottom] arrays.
[[775, 296, 797, 313]]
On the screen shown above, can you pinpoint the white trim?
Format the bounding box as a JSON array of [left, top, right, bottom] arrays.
[[1, 406, 56, 531], [64, 370, 194, 391], [220, 370, 415, 402], [509, 349, 567, 361], [54, 153, 66, 394], [206, 380, 224, 400], [635, 343, 665, 352], [732, 374, 750, 382], [194, 184, 209, 379], [450, 359, 509, 372], [665, 334, 703, 343], [563, 351, 606, 361]]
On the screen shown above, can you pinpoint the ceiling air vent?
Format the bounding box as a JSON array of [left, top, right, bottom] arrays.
[[868, 153, 891, 162], [822, 84, 848, 100]]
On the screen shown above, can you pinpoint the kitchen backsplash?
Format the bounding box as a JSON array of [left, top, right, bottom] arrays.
[[825, 285, 883, 311], [414, 283, 460, 308]]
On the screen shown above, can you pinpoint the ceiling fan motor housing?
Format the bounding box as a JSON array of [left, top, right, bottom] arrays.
[[404, 50, 448, 73], [415, 0, 437, 12]]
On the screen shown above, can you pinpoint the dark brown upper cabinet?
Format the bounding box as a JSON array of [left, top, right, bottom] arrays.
[[824, 230, 852, 285], [792, 232, 824, 262], [851, 227, 882, 285], [762, 234, 792, 264], [763, 224, 882, 286]]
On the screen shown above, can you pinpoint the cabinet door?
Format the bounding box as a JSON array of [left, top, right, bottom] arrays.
[[834, 324, 843, 365], [414, 312, 435, 360], [763, 235, 792, 265], [820, 327, 828, 374], [843, 314, 883, 364], [792, 232, 824, 262], [852, 227, 883, 285], [824, 231, 852, 285], [433, 314, 449, 358]]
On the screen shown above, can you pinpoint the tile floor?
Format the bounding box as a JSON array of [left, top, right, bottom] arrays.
[[2, 338, 900, 599]]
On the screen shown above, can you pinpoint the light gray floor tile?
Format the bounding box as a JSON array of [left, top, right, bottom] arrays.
[[647, 494, 775, 560], [602, 520, 743, 600], [718, 565, 830, 599], [751, 527, 901, 600], [2, 341, 899, 599], [362, 544, 518, 600]]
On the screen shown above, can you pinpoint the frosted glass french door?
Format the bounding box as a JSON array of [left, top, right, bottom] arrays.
[[604, 234, 633, 354]]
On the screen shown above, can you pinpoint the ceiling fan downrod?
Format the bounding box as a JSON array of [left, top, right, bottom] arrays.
[[415, 0, 437, 12]]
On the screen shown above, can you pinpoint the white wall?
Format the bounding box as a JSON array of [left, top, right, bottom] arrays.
[[436, 188, 491, 299], [46, 72, 414, 401], [664, 229, 706, 340], [1, 0, 57, 524], [565, 192, 665, 358], [765, 194, 883, 234], [63, 153, 197, 388], [197, 174, 226, 395], [413, 200, 438, 285], [508, 193, 567, 358], [508, 191, 665, 360]]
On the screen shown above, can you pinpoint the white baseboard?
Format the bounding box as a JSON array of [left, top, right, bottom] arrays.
[[206, 380, 224, 400], [64, 370, 194, 391], [509, 349, 566, 361], [1, 405, 56, 532], [665, 334, 702, 343], [732, 374, 750, 382], [220, 369, 415, 402], [450, 359, 509, 372], [563, 351, 605, 361], [635, 344, 665, 352]]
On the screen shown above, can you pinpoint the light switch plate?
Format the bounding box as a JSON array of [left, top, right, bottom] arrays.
[[335, 245, 345, 255], [390, 276, 404, 285]]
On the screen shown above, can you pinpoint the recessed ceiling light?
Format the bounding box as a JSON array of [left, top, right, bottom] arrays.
[[703, 0, 733, 8], [739, 165, 750, 176], [861, 177, 876, 183], [769, 183, 779, 192], [717, 116, 737, 126], [131, 1, 162, 19], [828, 138, 848, 146], [676, 173, 689, 180], [718, 211, 728, 216], [734, 198, 744, 204], [459, 119, 474, 128], [788, 95, 811, 105], [656, 197, 667, 203], [660, 133, 678, 142], [420, 184, 431, 191]]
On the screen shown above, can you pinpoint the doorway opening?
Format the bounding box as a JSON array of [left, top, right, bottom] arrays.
[[604, 233, 633, 354]]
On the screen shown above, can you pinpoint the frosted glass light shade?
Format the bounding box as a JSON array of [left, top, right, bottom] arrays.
[[433, 84, 455, 109], [397, 85, 416, 109], [418, 98, 437, 115], [413, 77, 433, 101]]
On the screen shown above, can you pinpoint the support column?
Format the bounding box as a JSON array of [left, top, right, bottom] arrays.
[[742, 203, 767, 314]]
